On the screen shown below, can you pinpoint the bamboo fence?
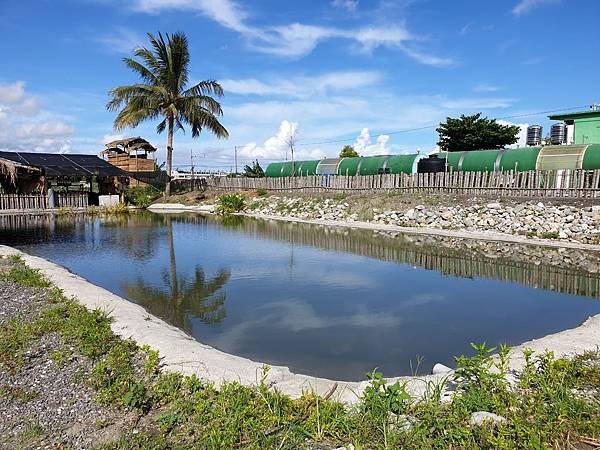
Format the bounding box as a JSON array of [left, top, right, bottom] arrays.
[[207, 169, 600, 198]]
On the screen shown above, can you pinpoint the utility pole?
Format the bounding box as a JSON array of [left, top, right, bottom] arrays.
[[234, 146, 238, 176], [190, 149, 195, 190]]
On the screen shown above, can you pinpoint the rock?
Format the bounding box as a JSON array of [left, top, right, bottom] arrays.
[[432, 363, 452, 374], [469, 411, 507, 426], [559, 230, 568, 239], [486, 202, 501, 209], [440, 210, 453, 220]]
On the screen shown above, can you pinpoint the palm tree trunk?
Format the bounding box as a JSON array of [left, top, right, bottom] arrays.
[[165, 115, 174, 196], [166, 215, 179, 300]]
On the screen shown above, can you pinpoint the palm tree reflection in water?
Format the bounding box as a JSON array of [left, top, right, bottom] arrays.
[[122, 216, 230, 332]]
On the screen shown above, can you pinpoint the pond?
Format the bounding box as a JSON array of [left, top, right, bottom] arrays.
[[1, 212, 600, 381]]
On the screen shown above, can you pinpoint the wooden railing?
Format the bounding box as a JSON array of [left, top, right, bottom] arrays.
[[0, 194, 47, 210], [0, 192, 89, 210], [55, 193, 89, 208], [207, 169, 600, 198]]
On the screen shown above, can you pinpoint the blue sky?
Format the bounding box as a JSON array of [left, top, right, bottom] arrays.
[[0, 0, 598, 170]]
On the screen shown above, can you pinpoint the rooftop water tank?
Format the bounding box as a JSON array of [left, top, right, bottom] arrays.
[[526, 125, 542, 146], [550, 122, 567, 145]]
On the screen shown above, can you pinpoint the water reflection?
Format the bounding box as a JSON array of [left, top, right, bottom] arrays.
[[2, 212, 600, 380], [122, 216, 230, 331]]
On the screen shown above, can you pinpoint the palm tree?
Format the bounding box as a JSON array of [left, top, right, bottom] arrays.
[[107, 32, 229, 195], [122, 216, 231, 330]]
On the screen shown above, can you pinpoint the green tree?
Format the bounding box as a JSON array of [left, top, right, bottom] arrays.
[[436, 113, 520, 152], [243, 160, 265, 178], [339, 145, 359, 158], [107, 32, 229, 196]]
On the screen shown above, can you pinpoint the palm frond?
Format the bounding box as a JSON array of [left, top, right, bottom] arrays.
[[183, 80, 224, 98], [123, 58, 158, 84]]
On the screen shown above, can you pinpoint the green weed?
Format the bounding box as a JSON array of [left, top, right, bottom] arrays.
[[0, 262, 51, 288], [0, 384, 39, 403], [215, 193, 246, 214]]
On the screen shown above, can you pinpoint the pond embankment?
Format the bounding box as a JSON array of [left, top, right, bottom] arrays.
[[243, 194, 600, 245], [2, 242, 600, 447], [150, 191, 600, 249]]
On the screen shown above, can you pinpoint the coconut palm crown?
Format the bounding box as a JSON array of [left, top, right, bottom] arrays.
[[107, 31, 228, 195]]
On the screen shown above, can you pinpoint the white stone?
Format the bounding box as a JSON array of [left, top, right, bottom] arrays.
[[486, 202, 501, 209], [469, 411, 507, 426], [432, 363, 452, 374]]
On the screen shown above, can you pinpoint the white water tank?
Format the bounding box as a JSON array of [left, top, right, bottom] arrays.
[[526, 125, 542, 146], [550, 122, 567, 145]]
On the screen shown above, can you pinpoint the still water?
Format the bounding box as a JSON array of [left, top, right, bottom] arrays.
[[1, 212, 600, 381]]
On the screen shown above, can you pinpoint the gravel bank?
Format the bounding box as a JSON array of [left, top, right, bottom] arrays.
[[246, 195, 600, 245], [0, 266, 131, 449]]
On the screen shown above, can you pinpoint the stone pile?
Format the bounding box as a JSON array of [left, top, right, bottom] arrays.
[[249, 196, 357, 222], [247, 196, 600, 244], [371, 202, 600, 243]]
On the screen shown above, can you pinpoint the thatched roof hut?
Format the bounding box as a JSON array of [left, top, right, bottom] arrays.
[[101, 137, 157, 156]]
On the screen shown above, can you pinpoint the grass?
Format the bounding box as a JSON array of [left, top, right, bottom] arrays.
[[0, 384, 39, 403], [1, 256, 600, 449], [540, 231, 560, 239]]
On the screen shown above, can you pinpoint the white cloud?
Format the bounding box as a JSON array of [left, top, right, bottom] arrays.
[[132, 0, 252, 33], [16, 121, 74, 139], [221, 70, 382, 98], [102, 133, 125, 144], [354, 128, 391, 156], [331, 0, 359, 13], [96, 27, 145, 54], [0, 81, 40, 116], [498, 120, 529, 147], [0, 81, 74, 153], [473, 83, 500, 93], [240, 120, 324, 161], [124, 0, 451, 65], [439, 97, 515, 109], [512, 0, 559, 16]]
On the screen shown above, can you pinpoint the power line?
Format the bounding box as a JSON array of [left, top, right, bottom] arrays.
[[176, 104, 592, 154], [295, 105, 590, 146]]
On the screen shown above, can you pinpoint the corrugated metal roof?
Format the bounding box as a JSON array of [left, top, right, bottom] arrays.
[[548, 110, 600, 120], [0, 151, 127, 177]]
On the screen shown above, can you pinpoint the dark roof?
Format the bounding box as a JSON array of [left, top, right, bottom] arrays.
[[0, 151, 127, 177], [103, 136, 157, 154]]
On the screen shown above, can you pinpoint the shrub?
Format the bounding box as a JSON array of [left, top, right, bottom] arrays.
[[256, 188, 268, 197], [105, 202, 129, 215], [216, 193, 245, 214], [125, 186, 161, 208]]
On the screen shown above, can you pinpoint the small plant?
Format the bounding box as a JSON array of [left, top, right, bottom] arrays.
[[50, 348, 71, 368], [362, 370, 411, 416], [55, 207, 74, 216], [85, 205, 101, 215], [122, 381, 147, 409], [125, 186, 161, 208], [540, 231, 560, 239], [215, 193, 245, 214], [256, 187, 268, 197], [0, 261, 51, 289], [0, 384, 39, 403], [105, 202, 129, 215], [142, 344, 160, 375]]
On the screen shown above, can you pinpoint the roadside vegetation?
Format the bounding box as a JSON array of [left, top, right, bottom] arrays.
[[1, 255, 599, 448], [124, 186, 162, 208], [215, 193, 246, 214]]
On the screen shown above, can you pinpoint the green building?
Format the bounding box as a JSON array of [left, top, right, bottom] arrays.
[[548, 109, 600, 145]]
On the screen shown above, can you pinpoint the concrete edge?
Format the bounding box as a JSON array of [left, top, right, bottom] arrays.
[[2, 244, 600, 404]]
